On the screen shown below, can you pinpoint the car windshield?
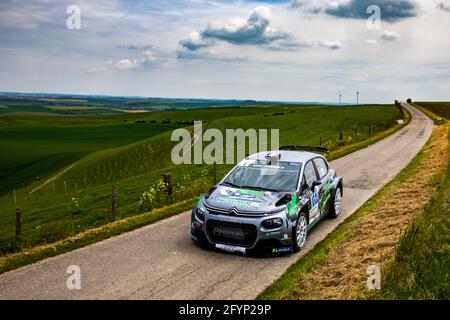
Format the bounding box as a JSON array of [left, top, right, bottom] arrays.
[[222, 159, 302, 192]]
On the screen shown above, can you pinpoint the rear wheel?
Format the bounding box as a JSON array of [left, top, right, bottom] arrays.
[[328, 188, 342, 219], [293, 212, 308, 252]]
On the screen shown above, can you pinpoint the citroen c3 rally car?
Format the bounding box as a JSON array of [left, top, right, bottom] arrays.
[[191, 146, 343, 254]]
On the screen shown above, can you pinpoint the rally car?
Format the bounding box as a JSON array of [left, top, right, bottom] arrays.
[[191, 146, 343, 254]]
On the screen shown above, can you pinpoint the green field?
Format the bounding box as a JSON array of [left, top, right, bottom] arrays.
[[0, 114, 182, 194], [415, 102, 450, 120], [0, 100, 403, 255]]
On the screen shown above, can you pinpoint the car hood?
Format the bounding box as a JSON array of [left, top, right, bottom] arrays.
[[204, 185, 287, 213]]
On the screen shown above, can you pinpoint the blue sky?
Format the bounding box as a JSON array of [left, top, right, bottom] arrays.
[[0, 0, 449, 103]]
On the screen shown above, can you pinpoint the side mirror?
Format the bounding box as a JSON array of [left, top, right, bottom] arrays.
[[312, 181, 321, 188], [275, 193, 293, 206], [302, 182, 309, 191]]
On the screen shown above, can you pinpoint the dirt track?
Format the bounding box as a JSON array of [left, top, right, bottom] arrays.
[[0, 103, 433, 300]]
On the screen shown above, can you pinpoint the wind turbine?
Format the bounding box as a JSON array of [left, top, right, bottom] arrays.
[[339, 93, 342, 106], [356, 91, 360, 105]]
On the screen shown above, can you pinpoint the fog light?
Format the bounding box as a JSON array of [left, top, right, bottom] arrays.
[[194, 207, 205, 222], [262, 218, 283, 229]]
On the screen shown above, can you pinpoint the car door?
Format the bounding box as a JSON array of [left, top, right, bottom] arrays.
[[313, 157, 332, 216], [302, 160, 320, 225]]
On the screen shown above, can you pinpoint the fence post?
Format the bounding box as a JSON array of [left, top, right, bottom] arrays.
[[83, 177, 87, 189], [13, 189, 16, 206], [163, 173, 173, 196], [319, 137, 322, 146], [213, 163, 217, 185], [111, 185, 117, 219], [15, 208, 22, 244], [339, 132, 343, 140], [64, 181, 67, 193]]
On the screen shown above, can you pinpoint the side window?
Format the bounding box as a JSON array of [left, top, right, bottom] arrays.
[[303, 161, 317, 188], [313, 158, 328, 179]]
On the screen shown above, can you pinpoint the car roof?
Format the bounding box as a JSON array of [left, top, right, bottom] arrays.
[[246, 150, 325, 163]]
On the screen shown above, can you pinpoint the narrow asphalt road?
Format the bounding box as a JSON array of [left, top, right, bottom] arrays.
[[0, 103, 433, 300]]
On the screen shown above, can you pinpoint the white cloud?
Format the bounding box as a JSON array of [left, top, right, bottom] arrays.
[[319, 40, 343, 50], [179, 6, 342, 53], [180, 31, 214, 50], [380, 30, 401, 41], [437, 2, 450, 12], [114, 50, 158, 71], [366, 39, 379, 45]]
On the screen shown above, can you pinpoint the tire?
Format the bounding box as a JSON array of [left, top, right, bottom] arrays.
[[328, 187, 342, 219], [292, 212, 308, 252]]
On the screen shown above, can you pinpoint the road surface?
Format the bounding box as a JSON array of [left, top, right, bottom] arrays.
[[0, 103, 433, 300]]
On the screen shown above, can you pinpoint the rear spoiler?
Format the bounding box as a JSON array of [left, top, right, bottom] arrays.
[[280, 146, 330, 155]]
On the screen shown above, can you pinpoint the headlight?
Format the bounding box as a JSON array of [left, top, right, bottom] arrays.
[[262, 218, 283, 229], [194, 207, 206, 222]]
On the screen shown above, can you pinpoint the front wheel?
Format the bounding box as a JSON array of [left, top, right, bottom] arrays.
[[293, 212, 308, 252], [328, 188, 342, 219]]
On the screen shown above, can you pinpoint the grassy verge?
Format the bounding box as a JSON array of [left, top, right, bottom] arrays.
[[378, 117, 449, 299], [379, 148, 449, 299], [258, 121, 447, 300], [0, 198, 195, 274]]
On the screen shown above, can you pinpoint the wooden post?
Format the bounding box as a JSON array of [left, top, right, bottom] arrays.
[[339, 131, 343, 140], [13, 189, 16, 206], [213, 163, 217, 185], [15, 208, 22, 243], [319, 137, 322, 146], [111, 185, 117, 219], [163, 173, 173, 196], [83, 177, 87, 189], [64, 181, 67, 193]]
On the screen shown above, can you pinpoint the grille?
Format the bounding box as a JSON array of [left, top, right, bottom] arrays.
[[206, 220, 257, 247]]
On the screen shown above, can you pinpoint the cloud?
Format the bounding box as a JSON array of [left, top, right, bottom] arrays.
[[200, 6, 292, 46], [114, 50, 158, 71], [179, 6, 342, 53], [180, 31, 214, 51], [116, 44, 155, 51], [291, 0, 418, 22], [437, 2, 450, 12], [319, 40, 342, 50], [176, 49, 248, 63], [380, 30, 400, 41]]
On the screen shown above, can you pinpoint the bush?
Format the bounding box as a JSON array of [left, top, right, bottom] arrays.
[[138, 170, 213, 213]]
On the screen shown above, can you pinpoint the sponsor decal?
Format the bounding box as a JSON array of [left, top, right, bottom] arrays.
[[272, 247, 293, 254], [195, 195, 205, 206], [287, 193, 298, 216], [217, 198, 263, 208]]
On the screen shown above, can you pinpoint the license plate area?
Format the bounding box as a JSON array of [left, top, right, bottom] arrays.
[[213, 226, 245, 240], [215, 243, 246, 254]]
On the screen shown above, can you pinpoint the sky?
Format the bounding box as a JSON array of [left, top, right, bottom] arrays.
[[0, 0, 449, 103]]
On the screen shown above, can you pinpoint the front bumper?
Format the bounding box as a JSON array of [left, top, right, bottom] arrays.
[[191, 207, 295, 254]]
